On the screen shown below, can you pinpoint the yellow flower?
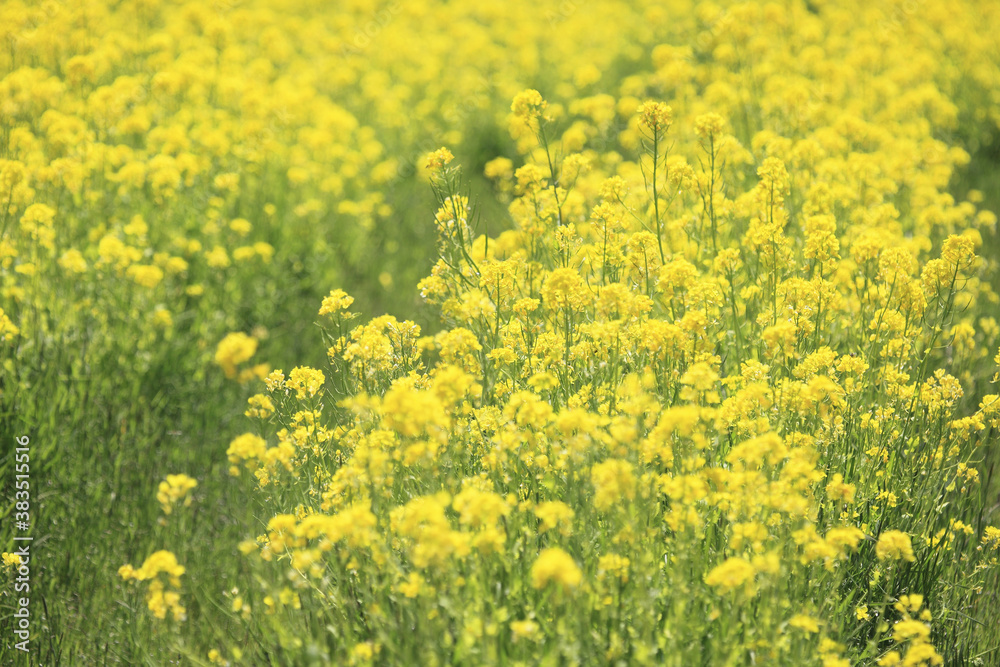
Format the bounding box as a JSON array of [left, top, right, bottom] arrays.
[[131, 550, 186, 581], [395, 572, 426, 599], [542, 267, 591, 311], [530, 548, 582, 592], [125, 264, 163, 289], [533, 501, 575, 536], [511, 89, 548, 121], [382, 380, 449, 438], [694, 112, 725, 139], [119, 551, 186, 621], [876, 530, 916, 562], [245, 394, 275, 419], [156, 474, 198, 515], [319, 289, 355, 315], [351, 641, 377, 662], [877, 652, 901, 667], [590, 459, 636, 511], [227, 433, 267, 468], [214, 332, 258, 379], [206, 246, 231, 269], [228, 218, 252, 235], [637, 101, 672, 132], [983, 526, 1000, 550], [901, 642, 943, 666], [597, 554, 631, 583], [825, 474, 857, 503], [788, 614, 820, 633], [511, 620, 539, 642], [484, 156, 513, 181], [941, 234, 976, 273], [704, 557, 756, 594], [0, 308, 19, 341], [825, 527, 865, 554], [452, 487, 510, 529], [152, 307, 173, 329], [425, 147, 454, 171], [58, 248, 88, 273], [822, 657, 850, 667], [286, 366, 325, 400], [892, 619, 931, 643], [19, 203, 56, 250], [895, 594, 924, 614]]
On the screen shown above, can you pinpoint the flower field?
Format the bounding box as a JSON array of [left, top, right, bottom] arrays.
[[2, 0, 1000, 664]]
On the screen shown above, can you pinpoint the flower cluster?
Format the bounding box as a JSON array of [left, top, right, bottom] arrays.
[[5, 0, 999, 663], [119, 551, 187, 621], [225, 74, 999, 665]]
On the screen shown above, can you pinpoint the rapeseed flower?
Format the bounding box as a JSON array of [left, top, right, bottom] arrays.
[[25, 0, 998, 662], [704, 557, 756, 595], [119, 550, 186, 621], [876, 531, 917, 563], [511, 89, 548, 121], [157, 474, 197, 515], [214, 333, 258, 380], [530, 548, 582, 593]]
